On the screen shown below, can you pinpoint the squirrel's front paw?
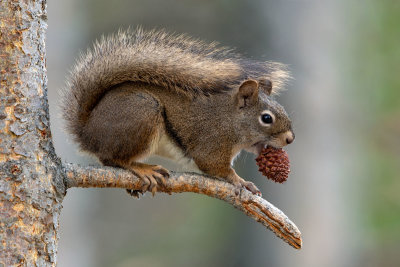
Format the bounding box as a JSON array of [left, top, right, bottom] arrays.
[[127, 163, 170, 197], [240, 180, 262, 197], [227, 172, 262, 197]]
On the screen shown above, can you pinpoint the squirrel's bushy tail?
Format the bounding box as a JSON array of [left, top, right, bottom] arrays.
[[62, 27, 290, 142]]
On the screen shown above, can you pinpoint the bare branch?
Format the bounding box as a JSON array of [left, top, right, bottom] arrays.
[[64, 163, 302, 249]]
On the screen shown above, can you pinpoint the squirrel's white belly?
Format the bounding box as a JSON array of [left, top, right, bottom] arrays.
[[154, 134, 201, 173]]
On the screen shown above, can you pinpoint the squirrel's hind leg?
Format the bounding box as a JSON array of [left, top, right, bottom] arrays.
[[90, 84, 170, 196]]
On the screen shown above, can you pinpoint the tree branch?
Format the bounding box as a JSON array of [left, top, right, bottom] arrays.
[[63, 163, 302, 249]]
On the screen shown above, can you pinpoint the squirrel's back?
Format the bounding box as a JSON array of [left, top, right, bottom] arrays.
[[62, 27, 290, 144]]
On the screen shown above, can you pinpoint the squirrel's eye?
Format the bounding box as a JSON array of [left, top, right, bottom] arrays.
[[261, 113, 273, 124]]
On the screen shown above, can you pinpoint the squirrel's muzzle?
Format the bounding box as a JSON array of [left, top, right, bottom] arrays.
[[270, 130, 295, 148], [285, 131, 295, 145]]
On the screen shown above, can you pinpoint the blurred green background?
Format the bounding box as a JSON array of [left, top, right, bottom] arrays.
[[46, 0, 400, 266]]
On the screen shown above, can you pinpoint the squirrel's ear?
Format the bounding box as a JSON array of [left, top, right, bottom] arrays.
[[236, 80, 259, 108], [259, 79, 273, 95]]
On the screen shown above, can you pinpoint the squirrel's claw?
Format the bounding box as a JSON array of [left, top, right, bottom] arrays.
[[126, 189, 141, 198], [151, 166, 170, 187]]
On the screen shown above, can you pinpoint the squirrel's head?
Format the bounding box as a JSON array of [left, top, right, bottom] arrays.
[[233, 79, 294, 155]]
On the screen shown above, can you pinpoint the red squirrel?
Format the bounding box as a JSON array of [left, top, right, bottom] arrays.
[[62, 28, 294, 197]]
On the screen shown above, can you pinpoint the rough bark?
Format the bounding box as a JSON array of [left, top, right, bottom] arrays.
[[0, 1, 65, 266], [0, 0, 301, 266]]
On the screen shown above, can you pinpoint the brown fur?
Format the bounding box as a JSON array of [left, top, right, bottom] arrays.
[[62, 28, 294, 196]]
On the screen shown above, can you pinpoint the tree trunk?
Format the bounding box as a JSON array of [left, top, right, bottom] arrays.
[[0, 0, 66, 266], [0, 1, 301, 266]]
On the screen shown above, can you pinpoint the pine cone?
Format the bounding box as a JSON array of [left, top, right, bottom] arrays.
[[255, 146, 290, 183]]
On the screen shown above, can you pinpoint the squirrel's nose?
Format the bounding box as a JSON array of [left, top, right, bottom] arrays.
[[285, 131, 295, 145]]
